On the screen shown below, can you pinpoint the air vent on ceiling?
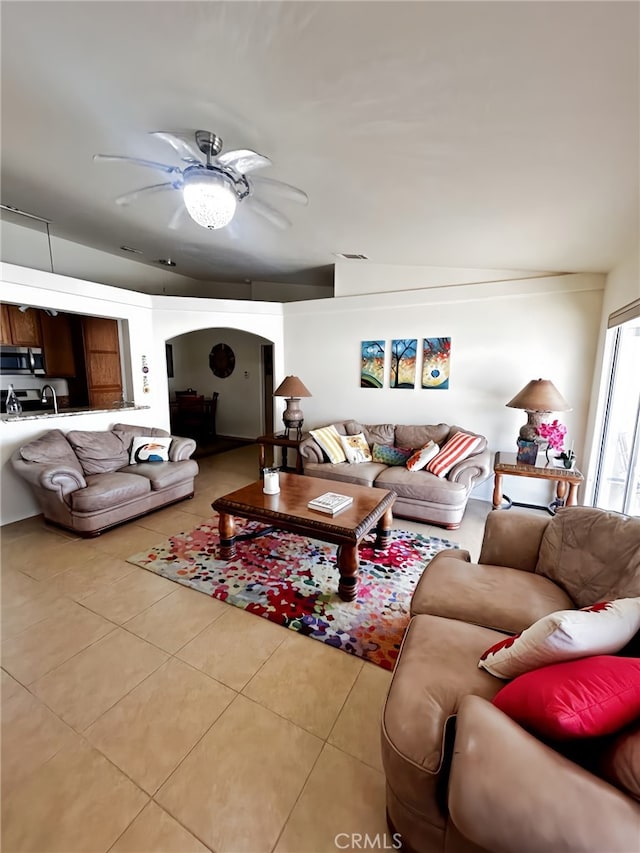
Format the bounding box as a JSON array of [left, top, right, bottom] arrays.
[[120, 245, 143, 254], [335, 253, 369, 260]]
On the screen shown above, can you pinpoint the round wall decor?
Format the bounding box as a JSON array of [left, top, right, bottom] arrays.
[[209, 343, 235, 378]]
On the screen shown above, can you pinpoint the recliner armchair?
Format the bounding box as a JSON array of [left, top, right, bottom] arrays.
[[382, 507, 640, 853]]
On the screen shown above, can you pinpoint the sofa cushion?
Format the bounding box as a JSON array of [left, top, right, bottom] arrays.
[[70, 472, 150, 512], [303, 460, 387, 488], [425, 431, 482, 478], [19, 430, 83, 474], [478, 598, 640, 679], [339, 433, 372, 463], [129, 436, 172, 464], [601, 722, 640, 801], [410, 555, 574, 632], [66, 430, 129, 475], [309, 425, 347, 463], [371, 443, 412, 466], [492, 656, 640, 739], [375, 466, 467, 505], [535, 507, 640, 607], [382, 615, 502, 827], [118, 459, 199, 490], [348, 421, 395, 447], [394, 423, 450, 450], [406, 441, 439, 472]]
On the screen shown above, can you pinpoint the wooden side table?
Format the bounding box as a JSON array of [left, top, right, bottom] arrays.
[[492, 451, 584, 515], [257, 432, 306, 475]]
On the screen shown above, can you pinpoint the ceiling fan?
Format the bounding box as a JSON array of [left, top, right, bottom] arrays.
[[94, 130, 308, 230]]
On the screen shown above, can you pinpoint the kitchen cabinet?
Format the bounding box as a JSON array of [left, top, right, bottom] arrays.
[[40, 311, 76, 377], [0, 304, 42, 347], [82, 316, 123, 408]]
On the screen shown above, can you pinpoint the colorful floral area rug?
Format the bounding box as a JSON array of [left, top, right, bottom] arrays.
[[127, 516, 458, 671]]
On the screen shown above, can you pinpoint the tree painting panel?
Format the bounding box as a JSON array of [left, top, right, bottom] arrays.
[[390, 339, 417, 388], [422, 337, 451, 389], [361, 340, 385, 388]]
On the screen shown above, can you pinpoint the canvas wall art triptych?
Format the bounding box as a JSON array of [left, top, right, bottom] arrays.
[[360, 338, 451, 390]]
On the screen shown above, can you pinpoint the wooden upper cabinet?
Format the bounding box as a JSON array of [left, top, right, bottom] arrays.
[[40, 312, 76, 377], [0, 304, 42, 346], [82, 316, 123, 408]]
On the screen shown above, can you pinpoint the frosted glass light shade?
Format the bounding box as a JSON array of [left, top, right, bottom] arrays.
[[183, 169, 237, 229]]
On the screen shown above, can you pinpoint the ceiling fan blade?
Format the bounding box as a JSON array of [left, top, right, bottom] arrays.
[[168, 203, 187, 231], [114, 182, 178, 206], [93, 154, 179, 174], [149, 131, 202, 164], [245, 196, 291, 229], [250, 176, 308, 205], [217, 149, 272, 174]]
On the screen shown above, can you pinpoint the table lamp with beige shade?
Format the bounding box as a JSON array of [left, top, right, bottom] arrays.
[[506, 378, 571, 464], [273, 375, 312, 437]]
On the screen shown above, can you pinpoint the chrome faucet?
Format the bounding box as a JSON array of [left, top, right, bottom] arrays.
[[40, 384, 58, 414]]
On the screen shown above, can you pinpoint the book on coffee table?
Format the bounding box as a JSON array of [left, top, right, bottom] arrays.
[[307, 492, 354, 515]]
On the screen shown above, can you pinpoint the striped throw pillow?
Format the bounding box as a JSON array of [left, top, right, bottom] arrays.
[[425, 432, 481, 478], [309, 425, 347, 463]]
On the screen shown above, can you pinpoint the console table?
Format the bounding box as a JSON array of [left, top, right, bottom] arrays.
[[257, 432, 306, 475], [492, 451, 584, 515]]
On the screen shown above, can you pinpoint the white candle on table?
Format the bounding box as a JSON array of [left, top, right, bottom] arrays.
[[263, 470, 280, 494]]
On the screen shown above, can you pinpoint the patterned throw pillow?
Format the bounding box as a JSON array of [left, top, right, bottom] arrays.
[[406, 441, 439, 472], [478, 598, 640, 679], [339, 433, 372, 463], [309, 425, 347, 463], [372, 444, 412, 466], [129, 436, 172, 464], [425, 431, 481, 478]]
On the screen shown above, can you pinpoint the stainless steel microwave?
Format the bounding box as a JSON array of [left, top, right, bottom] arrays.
[[0, 346, 46, 375]]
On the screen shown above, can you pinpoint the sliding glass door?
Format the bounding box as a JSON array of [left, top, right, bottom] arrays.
[[593, 316, 640, 517]]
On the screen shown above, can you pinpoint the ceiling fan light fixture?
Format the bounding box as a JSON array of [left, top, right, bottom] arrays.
[[182, 168, 237, 230]]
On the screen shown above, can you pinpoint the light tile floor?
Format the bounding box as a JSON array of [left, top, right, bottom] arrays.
[[1, 445, 493, 853]]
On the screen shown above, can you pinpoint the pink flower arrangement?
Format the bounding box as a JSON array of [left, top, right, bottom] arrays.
[[536, 419, 566, 451]]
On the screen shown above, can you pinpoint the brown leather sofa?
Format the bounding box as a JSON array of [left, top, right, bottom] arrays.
[[382, 507, 640, 853], [298, 421, 490, 529], [11, 423, 198, 535]]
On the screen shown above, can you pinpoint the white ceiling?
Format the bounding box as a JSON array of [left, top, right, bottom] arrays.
[[1, 1, 638, 287]]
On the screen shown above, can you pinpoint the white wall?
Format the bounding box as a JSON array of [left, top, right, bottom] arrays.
[[252, 281, 333, 302], [168, 327, 271, 439], [1, 263, 284, 524], [284, 268, 605, 505]]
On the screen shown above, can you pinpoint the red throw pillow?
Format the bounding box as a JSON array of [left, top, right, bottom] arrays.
[[492, 656, 640, 740]]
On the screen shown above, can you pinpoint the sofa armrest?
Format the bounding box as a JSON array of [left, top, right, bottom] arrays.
[[478, 510, 550, 572], [298, 434, 324, 464], [448, 695, 640, 853], [169, 436, 196, 461], [447, 448, 491, 489], [11, 457, 86, 497]]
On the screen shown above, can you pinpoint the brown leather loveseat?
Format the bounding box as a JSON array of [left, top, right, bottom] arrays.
[[382, 507, 640, 852], [11, 422, 198, 535]]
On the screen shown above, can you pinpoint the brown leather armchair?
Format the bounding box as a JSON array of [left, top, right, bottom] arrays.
[[382, 508, 640, 853]]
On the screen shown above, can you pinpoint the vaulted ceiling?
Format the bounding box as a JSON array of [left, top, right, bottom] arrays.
[[1, 1, 638, 287]]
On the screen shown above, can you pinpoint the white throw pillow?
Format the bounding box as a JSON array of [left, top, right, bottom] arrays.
[[406, 441, 439, 472], [309, 425, 347, 463], [129, 436, 172, 464], [478, 597, 640, 679], [339, 433, 372, 464]]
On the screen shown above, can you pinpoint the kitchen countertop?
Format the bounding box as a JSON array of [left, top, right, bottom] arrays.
[[1, 404, 151, 423]]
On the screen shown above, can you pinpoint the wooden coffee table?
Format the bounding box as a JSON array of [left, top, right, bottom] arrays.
[[212, 473, 396, 601]]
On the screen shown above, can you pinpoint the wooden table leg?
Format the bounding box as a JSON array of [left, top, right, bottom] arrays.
[[218, 511, 237, 559], [258, 444, 266, 477], [492, 472, 503, 510], [556, 480, 568, 504], [566, 482, 579, 506], [337, 543, 359, 602], [375, 507, 393, 549]]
